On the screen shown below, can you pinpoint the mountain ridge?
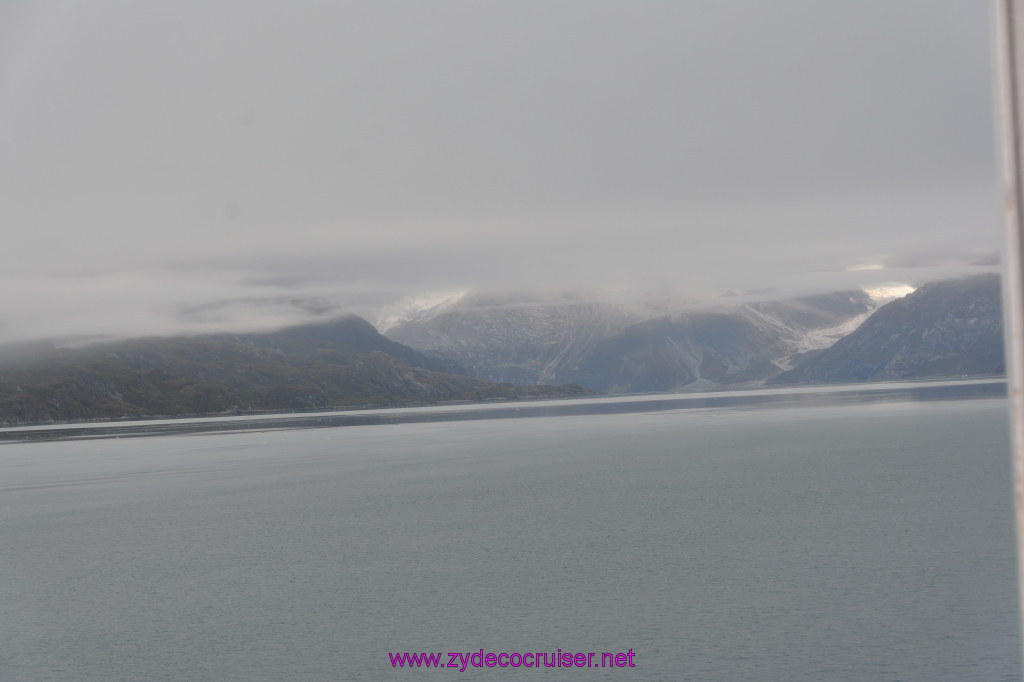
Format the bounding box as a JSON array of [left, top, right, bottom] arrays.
[[0, 276, 1004, 425], [769, 275, 1003, 384], [0, 315, 589, 425]]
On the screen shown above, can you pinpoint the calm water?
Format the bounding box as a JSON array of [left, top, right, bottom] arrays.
[[0, 385, 1019, 680]]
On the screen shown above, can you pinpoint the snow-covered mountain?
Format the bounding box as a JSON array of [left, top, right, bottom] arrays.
[[560, 291, 880, 392], [382, 288, 887, 392], [771, 275, 1002, 384], [382, 292, 644, 386]]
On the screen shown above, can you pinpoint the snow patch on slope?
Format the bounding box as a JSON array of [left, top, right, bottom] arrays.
[[376, 289, 469, 333], [785, 311, 874, 357]]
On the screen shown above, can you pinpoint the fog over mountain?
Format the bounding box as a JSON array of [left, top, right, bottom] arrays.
[[383, 276, 1005, 393], [0, 1, 1004, 344], [384, 288, 888, 392], [0, 274, 1005, 424]]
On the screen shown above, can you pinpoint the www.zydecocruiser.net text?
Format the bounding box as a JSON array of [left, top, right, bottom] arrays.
[[389, 649, 636, 671]]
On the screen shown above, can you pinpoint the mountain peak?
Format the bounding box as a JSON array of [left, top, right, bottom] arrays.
[[376, 290, 470, 333]]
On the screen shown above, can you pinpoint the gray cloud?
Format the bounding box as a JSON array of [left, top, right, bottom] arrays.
[[0, 1, 1005, 342]]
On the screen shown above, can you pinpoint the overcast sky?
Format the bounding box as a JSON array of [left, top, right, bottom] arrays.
[[0, 1, 1005, 342]]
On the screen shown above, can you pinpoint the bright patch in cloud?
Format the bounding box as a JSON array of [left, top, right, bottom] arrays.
[[863, 283, 916, 302]]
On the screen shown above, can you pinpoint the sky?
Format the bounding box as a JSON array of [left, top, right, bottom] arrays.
[[0, 1, 1006, 342]]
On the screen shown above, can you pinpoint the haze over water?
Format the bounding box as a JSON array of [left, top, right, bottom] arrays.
[[1, 384, 1018, 680]]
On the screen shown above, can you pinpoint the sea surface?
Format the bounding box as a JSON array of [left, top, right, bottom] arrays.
[[0, 381, 1019, 680]]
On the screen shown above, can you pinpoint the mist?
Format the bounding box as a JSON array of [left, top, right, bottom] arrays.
[[0, 1, 1004, 342]]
